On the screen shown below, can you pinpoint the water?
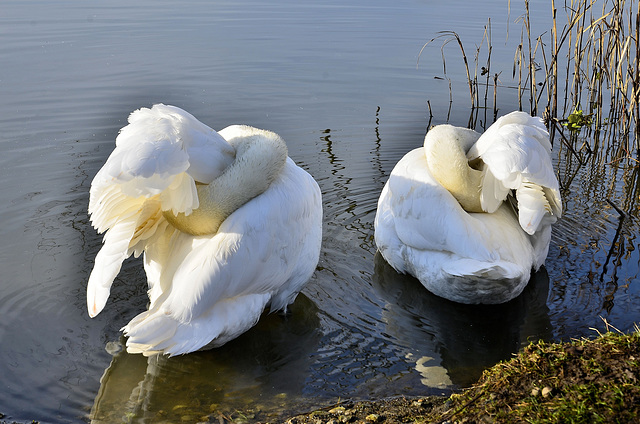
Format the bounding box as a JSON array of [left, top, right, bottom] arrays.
[[1, 0, 638, 422]]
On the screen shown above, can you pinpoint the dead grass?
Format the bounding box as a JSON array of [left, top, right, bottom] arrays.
[[420, 0, 640, 227]]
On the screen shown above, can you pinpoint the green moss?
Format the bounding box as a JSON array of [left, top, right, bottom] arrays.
[[437, 329, 640, 424]]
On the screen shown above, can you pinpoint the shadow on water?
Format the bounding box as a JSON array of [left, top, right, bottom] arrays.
[[371, 252, 553, 388], [90, 295, 322, 424]]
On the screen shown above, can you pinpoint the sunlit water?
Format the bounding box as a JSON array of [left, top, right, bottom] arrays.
[[1, 0, 638, 423]]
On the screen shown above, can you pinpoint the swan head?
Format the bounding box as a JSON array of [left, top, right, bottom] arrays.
[[423, 124, 484, 213], [163, 126, 288, 235]]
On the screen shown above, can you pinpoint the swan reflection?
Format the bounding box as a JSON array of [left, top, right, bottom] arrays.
[[372, 252, 552, 388], [90, 294, 321, 423]]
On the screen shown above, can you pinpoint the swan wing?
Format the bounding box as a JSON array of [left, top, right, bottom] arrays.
[[87, 104, 235, 317], [90, 104, 234, 225], [467, 111, 562, 234], [122, 161, 322, 355], [378, 148, 496, 263]]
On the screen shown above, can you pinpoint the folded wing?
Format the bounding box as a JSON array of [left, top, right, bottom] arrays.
[[87, 104, 234, 317], [466, 111, 562, 235], [381, 148, 497, 263], [122, 161, 322, 355]]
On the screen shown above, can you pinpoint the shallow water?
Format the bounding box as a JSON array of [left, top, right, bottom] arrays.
[[1, 0, 638, 423]]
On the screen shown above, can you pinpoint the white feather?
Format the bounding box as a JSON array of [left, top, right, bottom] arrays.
[[87, 105, 322, 355], [374, 111, 562, 304], [467, 112, 562, 220]]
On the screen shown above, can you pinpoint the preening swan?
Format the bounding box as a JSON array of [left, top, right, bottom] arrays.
[[374, 111, 562, 304], [87, 104, 322, 356]]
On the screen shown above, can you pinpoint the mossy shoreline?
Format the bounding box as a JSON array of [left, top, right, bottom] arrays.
[[274, 328, 640, 424], [2, 328, 637, 424]]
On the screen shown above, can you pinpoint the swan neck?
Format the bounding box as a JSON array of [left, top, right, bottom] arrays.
[[424, 125, 483, 213], [164, 127, 288, 235]]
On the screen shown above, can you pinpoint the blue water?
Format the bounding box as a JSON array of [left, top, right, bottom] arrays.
[[0, 0, 638, 423]]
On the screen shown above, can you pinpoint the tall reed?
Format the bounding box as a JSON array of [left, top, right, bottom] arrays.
[[519, 0, 639, 162], [422, 0, 640, 163], [420, 0, 640, 214]]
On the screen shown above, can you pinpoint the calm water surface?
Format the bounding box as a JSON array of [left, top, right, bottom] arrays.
[[1, 0, 638, 423]]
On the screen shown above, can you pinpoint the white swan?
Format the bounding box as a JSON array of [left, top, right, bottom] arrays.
[[374, 111, 562, 304], [87, 104, 323, 356]]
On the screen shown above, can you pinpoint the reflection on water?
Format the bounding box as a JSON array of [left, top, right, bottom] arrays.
[[549, 143, 640, 340], [1, 0, 639, 422], [91, 295, 322, 423], [372, 252, 552, 388]]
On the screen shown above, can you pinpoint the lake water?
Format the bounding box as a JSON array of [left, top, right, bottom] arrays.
[[1, 0, 638, 423]]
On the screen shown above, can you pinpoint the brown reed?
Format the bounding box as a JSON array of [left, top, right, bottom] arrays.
[[420, 0, 640, 215], [421, 0, 640, 166]]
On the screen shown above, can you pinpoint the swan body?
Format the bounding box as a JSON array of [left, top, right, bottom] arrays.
[[374, 111, 561, 304], [87, 104, 322, 356]]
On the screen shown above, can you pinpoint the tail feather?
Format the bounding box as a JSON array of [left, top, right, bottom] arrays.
[[123, 313, 179, 351], [122, 293, 270, 356]]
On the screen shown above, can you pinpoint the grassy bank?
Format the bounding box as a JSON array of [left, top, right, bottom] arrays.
[[280, 326, 640, 424]]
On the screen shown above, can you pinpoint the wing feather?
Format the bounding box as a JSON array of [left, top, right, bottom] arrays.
[[87, 105, 235, 317], [467, 111, 562, 228], [87, 219, 137, 317]]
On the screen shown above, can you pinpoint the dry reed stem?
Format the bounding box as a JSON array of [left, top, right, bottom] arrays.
[[425, 0, 640, 160], [419, 31, 475, 109]]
